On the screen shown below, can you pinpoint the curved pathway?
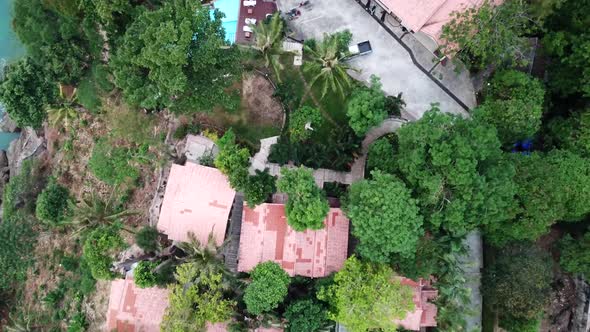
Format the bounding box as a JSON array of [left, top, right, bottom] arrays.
[[249, 117, 406, 186]]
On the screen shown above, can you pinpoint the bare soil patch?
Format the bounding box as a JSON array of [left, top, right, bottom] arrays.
[[241, 73, 284, 126]]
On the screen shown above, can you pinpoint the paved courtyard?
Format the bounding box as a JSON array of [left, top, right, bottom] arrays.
[[277, 0, 474, 119]]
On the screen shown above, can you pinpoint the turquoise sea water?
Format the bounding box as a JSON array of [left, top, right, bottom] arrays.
[[0, 0, 23, 150], [210, 0, 240, 43], [0, 0, 24, 63]]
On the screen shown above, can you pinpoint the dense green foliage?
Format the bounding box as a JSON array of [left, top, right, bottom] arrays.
[[163, 263, 235, 331], [499, 314, 542, 332], [396, 107, 517, 236], [0, 58, 56, 128], [135, 226, 160, 252], [289, 106, 323, 142], [440, 0, 533, 69], [345, 171, 423, 262], [35, 178, 71, 225], [244, 262, 290, 315], [559, 231, 590, 276], [252, 13, 284, 81], [215, 129, 250, 190], [366, 136, 397, 174], [545, 110, 590, 157], [346, 76, 387, 136], [474, 70, 545, 144], [133, 261, 160, 288], [486, 150, 590, 244], [243, 170, 276, 208], [276, 167, 329, 231], [543, 0, 590, 96], [88, 139, 140, 185], [82, 226, 126, 280], [0, 212, 36, 292], [483, 245, 552, 320], [318, 256, 414, 332], [13, 0, 95, 83], [111, 0, 242, 112], [284, 299, 329, 332]]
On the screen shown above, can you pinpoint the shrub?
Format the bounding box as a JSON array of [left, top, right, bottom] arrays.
[[284, 299, 329, 332], [134, 261, 159, 288], [3, 160, 44, 221], [559, 231, 590, 276], [346, 75, 387, 136], [77, 78, 102, 113], [276, 167, 329, 231], [135, 226, 160, 252], [35, 178, 71, 225], [366, 136, 397, 174], [384, 93, 405, 117], [173, 123, 201, 140], [88, 139, 139, 185], [244, 261, 290, 315], [289, 106, 322, 142], [214, 129, 250, 190], [243, 170, 276, 208], [499, 314, 542, 332], [82, 226, 126, 280], [483, 244, 552, 320]]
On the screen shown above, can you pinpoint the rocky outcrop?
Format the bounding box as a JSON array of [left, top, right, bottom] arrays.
[[571, 277, 590, 332], [7, 127, 46, 178], [0, 112, 18, 133]]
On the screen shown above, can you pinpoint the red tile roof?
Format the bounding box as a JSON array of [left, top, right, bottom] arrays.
[[158, 162, 235, 246], [379, 0, 503, 45], [394, 277, 438, 330], [106, 277, 169, 332], [236, 0, 278, 44], [238, 204, 349, 278]]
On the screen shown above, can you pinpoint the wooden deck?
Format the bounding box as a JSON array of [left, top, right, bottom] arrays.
[[236, 0, 278, 44]]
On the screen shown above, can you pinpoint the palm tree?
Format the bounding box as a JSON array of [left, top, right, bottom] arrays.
[[71, 190, 137, 236], [251, 13, 284, 81], [47, 84, 79, 130], [304, 34, 354, 99]]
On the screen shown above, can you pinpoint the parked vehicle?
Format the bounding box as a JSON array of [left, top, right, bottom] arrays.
[[348, 40, 373, 57]]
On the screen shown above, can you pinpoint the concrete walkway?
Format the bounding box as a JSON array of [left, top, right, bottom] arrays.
[[249, 118, 406, 186]]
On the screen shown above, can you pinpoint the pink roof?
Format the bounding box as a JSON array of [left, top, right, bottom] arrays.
[[106, 277, 169, 332], [380, 0, 502, 45], [394, 278, 439, 331], [158, 163, 236, 245], [237, 204, 349, 278]]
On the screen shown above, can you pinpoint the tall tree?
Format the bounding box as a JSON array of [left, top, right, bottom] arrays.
[[317, 256, 414, 332], [276, 167, 329, 231], [545, 109, 590, 157], [111, 0, 242, 112], [485, 150, 590, 245], [482, 244, 552, 321], [474, 70, 545, 144], [345, 171, 423, 263], [13, 0, 99, 83], [162, 263, 235, 331], [214, 129, 251, 190], [0, 58, 56, 128], [440, 0, 535, 69], [396, 107, 517, 236], [559, 229, 590, 277], [244, 261, 290, 315], [543, 0, 590, 97], [304, 33, 354, 99], [252, 12, 284, 81]]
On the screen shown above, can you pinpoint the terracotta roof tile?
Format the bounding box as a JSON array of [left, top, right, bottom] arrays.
[[238, 204, 349, 278], [158, 163, 235, 246]]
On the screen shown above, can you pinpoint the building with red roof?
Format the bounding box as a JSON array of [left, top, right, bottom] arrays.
[[106, 276, 169, 332], [395, 277, 439, 330], [157, 162, 236, 246], [237, 204, 349, 278], [377, 0, 503, 46]]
